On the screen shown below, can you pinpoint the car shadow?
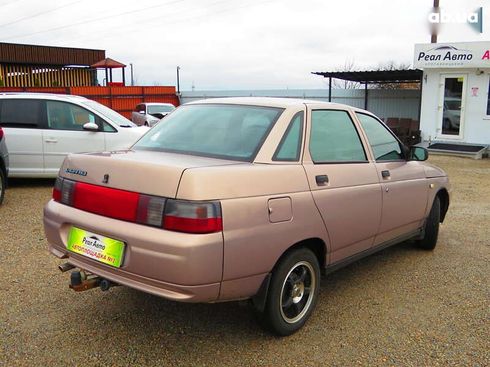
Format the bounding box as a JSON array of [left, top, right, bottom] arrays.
[[7, 177, 55, 188], [58, 239, 425, 349]]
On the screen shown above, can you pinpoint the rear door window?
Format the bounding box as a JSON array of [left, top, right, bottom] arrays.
[[309, 110, 367, 163], [0, 99, 44, 128]]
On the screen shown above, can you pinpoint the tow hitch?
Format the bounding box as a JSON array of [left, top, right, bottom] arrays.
[[59, 263, 118, 292], [69, 270, 101, 292]]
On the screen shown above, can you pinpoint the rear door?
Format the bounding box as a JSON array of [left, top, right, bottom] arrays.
[[42, 100, 105, 176], [355, 112, 428, 244], [302, 106, 382, 264], [0, 99, 44, 177]]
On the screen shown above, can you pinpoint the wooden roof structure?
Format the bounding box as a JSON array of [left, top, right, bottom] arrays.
[[0, 42, 105, 67]]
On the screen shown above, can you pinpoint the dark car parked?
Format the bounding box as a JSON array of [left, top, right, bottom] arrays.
[[0, 126, 9, 204]]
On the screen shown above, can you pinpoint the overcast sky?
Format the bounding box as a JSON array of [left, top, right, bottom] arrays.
[[0, 0, 487, 90]]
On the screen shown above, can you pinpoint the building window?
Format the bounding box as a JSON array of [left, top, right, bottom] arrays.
[[487, 77, 490, 116]]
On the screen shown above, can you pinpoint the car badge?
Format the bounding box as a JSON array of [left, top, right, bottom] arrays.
[[65, 168, 87, 176], [102, 174, 110, 184]]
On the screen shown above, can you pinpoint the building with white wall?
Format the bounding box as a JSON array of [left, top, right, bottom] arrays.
[[414, 41, 490, 147]]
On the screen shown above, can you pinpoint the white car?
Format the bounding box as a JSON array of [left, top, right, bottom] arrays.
[[443, 97, 461, 131], [0, 93, 149, 178], [131, 103, 175, 127]]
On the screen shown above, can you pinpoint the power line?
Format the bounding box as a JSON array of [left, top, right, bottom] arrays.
[[0, 0, 83, 28], [3, 0, 185, 40], [0, 0, 22, 7], [75, 0, 277, 45]]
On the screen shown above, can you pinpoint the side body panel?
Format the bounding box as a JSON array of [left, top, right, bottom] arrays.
[[42, 129, 105, 175], [372, 161, 429, 245], [219, 190, 329, 300], [4, 127, 44, 177], [303, 162, 382, 263]]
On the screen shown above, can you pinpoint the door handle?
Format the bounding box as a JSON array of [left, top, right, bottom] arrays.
[[315, 174, 329, 186], [381, 170, 390, 178], [44, 138, 58, 143]]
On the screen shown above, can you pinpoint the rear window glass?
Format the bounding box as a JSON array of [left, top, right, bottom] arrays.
[[0, 99, 43, 128], [134, 104, 283, 161], [82, 100, 135, 128], [148, 105, 175, 114]]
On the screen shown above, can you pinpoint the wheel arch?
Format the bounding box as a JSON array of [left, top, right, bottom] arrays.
[[0, 157, 6, 188], [271, 237, 327, 275], [252, 237, 326, 313], [436, 188, 449, 223]]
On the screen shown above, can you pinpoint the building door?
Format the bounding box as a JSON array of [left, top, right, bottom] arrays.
[[438, 74, 467, 139]]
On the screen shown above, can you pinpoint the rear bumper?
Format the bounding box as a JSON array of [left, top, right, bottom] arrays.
[[44, 200, 223, 302]]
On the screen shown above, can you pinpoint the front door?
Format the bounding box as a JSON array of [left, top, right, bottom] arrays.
[[43, 100, 105, 175], [438, 74, 466, 139], [355, 112, 429, 245]]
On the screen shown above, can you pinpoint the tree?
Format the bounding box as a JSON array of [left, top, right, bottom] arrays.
[[329, 59, 361, 89], [370, 61, 420, 90]]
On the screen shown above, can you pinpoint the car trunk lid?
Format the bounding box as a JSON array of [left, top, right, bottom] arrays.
[[60, 149, 242, 198]]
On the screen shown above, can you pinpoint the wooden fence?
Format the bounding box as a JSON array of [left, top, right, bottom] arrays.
[[0, 86, 180, 119]]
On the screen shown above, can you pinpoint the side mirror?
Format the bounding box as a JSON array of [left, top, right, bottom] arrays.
[[82, 122, 99, 132], [139, 110, 145, 114], [409, 146, 428, 161]]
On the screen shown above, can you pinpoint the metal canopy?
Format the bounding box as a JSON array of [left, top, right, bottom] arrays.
[[311, 69, 423, 111], [311, 69, 423, 83]]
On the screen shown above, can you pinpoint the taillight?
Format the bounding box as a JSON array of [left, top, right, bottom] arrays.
[[0, 127, 4, 140], [52, 177, 222, 234], [163, 200, 222, 234], [61, 179, 76, 206], [52, 176, 63, 202], [52, 177, 75, 205], [74, 182, 139, 222], [136, 194, 166, 227]]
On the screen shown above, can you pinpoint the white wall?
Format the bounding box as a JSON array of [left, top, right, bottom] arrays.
[[419, 68, 490, 145]]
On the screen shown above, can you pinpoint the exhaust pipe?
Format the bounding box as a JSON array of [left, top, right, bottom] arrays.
[[59, 262, 75, 272]]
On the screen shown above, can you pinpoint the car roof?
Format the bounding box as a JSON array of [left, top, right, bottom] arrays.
[[185, 97, 368, 113], [142, 102, 174, 106], [0, 92, 89, 102]]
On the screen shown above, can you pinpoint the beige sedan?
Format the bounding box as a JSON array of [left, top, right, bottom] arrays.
[[44, 98, 450, 336]]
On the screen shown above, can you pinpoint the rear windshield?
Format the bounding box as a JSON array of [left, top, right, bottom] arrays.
[[133, 104, 283, 161], [82, 100, 136, 127], [148, 105, 175, 114]]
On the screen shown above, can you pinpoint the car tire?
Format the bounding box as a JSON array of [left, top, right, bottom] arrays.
[[0, 167, 5, 205], [259, 248, 320, 336], [416, 196, 440, 250]]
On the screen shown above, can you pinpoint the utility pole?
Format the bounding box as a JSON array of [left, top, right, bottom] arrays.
[[431, 0, 440, 43], [176, 66, 181, 95], [130, 63, 134, 86]]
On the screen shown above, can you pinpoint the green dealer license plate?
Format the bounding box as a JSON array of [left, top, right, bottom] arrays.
[[67, 227, 125, 268]]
